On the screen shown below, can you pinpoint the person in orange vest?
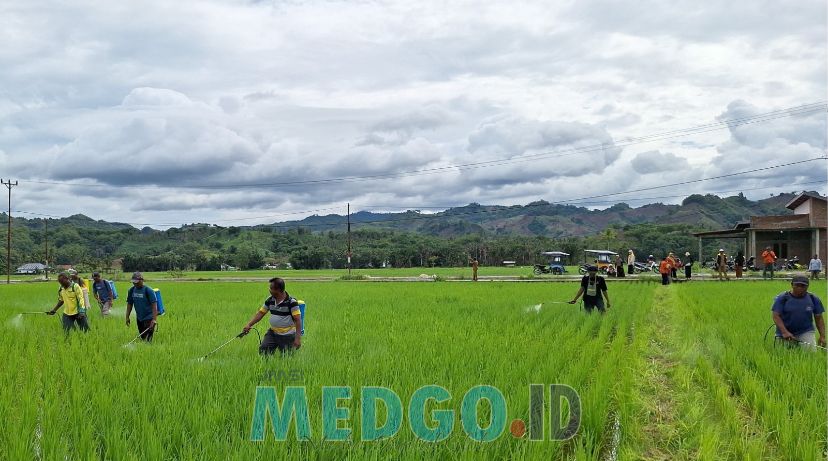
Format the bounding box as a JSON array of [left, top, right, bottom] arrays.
[[762, 246, 777, 279], [659, 256, 671, 285], [666, 252, 678, 281]]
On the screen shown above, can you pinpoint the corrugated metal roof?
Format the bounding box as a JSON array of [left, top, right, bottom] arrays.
[[16, 263, 46, 271]]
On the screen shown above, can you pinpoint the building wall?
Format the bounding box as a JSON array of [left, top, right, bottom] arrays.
[[752, 230, 812, 264], [793, 200, 811, 215], [751, 214, 811, 229], [809, 199, 827, 228]]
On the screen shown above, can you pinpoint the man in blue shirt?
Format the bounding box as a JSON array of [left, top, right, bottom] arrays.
[[772, 275, 826, 350], [91, 272, 115, 316], [125, 271, 158, 342]]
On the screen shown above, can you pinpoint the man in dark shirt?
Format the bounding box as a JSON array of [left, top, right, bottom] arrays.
[[125, 271, 158, 342], [568, 266, 611, 314], [91, 272, 115, 316], [683, 251, 694, 279], [772, 275, 825, 350]]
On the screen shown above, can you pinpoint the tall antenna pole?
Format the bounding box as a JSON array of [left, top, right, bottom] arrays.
[[347, 203, 352, 275], [2, 179, 18, 284]]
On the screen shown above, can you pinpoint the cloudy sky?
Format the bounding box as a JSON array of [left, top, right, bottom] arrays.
[[1, 0, 826, 228]]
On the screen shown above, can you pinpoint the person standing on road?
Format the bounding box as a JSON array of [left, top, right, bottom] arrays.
[[667, 252, 678, 281], [734, 251, 745, 279], [683, 251, 694, 279], [716, 249, 729, 281], [243, 277, 303, 355], [91, 272, 114, 316], [659, 256, 671, 285], [627, 249, 635, 275], [808, 254, 822, 280], [125, 272, 158, 342], [762, 246, 777, 279], [615, 254, 625, 277], [46, 272, 89, 333], [471, 258, 479, 282], [772, 275, 826, 350], [568, 266, 611, 314]]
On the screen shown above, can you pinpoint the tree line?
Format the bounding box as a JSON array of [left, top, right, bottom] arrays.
[[0, 217, 744, 274]]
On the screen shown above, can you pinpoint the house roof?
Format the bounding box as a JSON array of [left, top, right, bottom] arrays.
[[16, 263, 46, 271], [786, 192, 827, 210], [692, 229, 747, 238]]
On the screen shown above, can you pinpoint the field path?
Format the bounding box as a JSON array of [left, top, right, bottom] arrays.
[[629, 286, 784, 460], [632, 287, 682, 460]]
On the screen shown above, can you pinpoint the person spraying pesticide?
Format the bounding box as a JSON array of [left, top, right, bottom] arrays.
[[242, 277, 302, 355], [772, 275, 826, 350], [568, 266, 611, 314], [46, 272, 89, 333], [91, 272, 115, 316], [125, 272, 158, 342]]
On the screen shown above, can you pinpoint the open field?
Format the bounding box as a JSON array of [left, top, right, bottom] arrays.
[[6, 265, 820, 282], [0, 280, 825, 460]]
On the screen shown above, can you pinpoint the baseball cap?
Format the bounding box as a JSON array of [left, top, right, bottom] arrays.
[[719, 248, 725, 252], [587, 265, 598, 272], [67, 268, 78, 276], [791, 275, 809, 286], [685, 252, 690, 256], [131, 271, 144, 282]]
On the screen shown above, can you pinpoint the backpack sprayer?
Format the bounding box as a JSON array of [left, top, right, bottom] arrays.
[[197, 327, 261, 362]]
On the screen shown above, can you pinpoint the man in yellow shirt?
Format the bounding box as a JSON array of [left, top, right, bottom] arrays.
[[47, 272, 89, 332]]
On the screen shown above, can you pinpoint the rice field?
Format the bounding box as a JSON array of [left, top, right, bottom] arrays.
[[0, 279, 824, 460]]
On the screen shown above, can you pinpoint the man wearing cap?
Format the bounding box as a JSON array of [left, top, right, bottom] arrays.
[[683, 251, 694, 279], [242, 277, 302, 354], [568, 266, 611, 314], [47, 272, 89, 332], [761, 246, 777, 279], [91, 272, 115, 316], [125, 272, 158, 342], [716, 249, 729, 281], [772, 275, 825, 350]]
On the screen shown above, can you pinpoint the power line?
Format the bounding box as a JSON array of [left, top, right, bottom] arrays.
[[358, 179, 828, 210], [254, 157, 827, 230], [9, 158, 826, 229], [10, 205, 346, 227], [14, 101, 828, 191]]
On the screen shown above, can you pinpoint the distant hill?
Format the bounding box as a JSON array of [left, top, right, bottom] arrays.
[[0, 191, 820, 272], [9, 213, 135, 232], [263, 191, 810, 237]]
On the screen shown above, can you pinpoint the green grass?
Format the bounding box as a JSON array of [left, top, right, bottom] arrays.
[[0, 280, 824, 460]]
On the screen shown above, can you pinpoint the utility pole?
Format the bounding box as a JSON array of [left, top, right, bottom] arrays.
[[44, 219, 49, 280], [2, 179, 18, 284], [347, 203, 352, 275]]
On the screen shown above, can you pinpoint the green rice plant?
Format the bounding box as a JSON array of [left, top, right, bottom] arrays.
[[0, 279, 821, 459]]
